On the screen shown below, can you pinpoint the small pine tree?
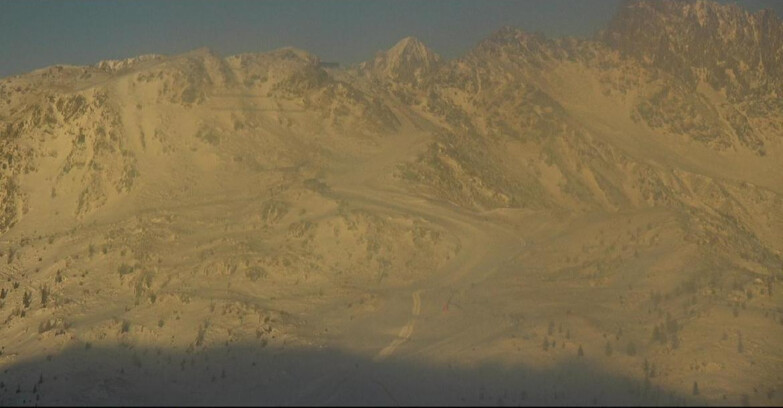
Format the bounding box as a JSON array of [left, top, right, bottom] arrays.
[[605, 341, 613, 357], [40, 286, 49, 308], [542, 336, 549, 351], [22, 291, 32, 308], [578, 344, 584, 357], [693, 381, 699, 396]]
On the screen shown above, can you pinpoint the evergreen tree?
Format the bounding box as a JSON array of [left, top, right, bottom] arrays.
[[22, 291, 32, 309], [40, 286, 49, 308]]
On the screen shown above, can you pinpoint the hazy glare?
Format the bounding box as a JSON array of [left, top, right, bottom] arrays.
[[2, 0, 783, 406], [2, 0, 782, 78]]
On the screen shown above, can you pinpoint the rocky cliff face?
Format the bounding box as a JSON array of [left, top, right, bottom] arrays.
[[601, 0, 783, 93], [600, 0, 783, 155]]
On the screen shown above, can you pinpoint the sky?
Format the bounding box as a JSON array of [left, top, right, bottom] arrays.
[[1, 0, 782, 78]]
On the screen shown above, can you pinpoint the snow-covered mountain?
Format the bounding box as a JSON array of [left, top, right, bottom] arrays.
[[1, 1, 781, 405]]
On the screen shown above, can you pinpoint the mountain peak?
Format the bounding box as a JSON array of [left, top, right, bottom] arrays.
[[387, 36, 430, 58], [361, 36, 441, 84]]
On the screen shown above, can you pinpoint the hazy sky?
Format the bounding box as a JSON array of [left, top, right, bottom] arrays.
[[1, 0, 782, 78]]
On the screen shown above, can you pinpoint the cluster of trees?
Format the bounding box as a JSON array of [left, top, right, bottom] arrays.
[[651, 312, 681, 349], [541, 320, 571, 352]]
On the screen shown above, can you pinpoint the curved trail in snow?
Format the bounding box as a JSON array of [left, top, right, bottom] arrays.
[[324, 110, 526, 361], [336, 183, 522, 360], [374, 289, 423, 361]]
